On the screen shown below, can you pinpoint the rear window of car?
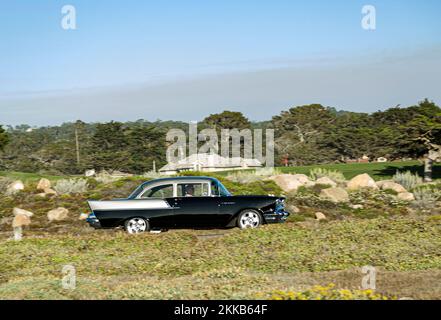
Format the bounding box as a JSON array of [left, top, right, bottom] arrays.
[[177, 183, 209, 197], [140, 184, 173, 198]]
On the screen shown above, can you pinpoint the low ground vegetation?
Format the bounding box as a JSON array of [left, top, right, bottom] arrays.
[[263, 284, 394, 300], [0, 216, 440, 299], [0, 168, 440, 299]]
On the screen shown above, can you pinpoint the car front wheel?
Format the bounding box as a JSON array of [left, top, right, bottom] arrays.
[[237, 210, 262, 229], [125, 217, 149, 234]]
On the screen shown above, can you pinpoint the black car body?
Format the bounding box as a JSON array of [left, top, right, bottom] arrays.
[[86, 176, 289, 232]]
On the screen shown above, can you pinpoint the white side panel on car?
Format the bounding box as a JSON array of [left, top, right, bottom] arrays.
[[88, 199, 170, 211]]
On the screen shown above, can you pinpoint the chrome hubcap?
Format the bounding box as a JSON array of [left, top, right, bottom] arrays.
[[240, 212, 260, 229], [127, 218, 147, 234]]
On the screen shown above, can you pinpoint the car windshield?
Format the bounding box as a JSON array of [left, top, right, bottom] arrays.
[[211, 180, 231, 196], [218, 182, 231, 196]]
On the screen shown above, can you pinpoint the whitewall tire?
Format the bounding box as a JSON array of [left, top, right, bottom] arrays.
[[125, 217, 149, 234], [237, 210, 262, 229]]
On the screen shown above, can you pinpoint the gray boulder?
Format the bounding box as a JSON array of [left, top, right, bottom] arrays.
[[270, 175, 305, 192], [6, 180, 25, 195], [37, 178, 51, 191], [13, 207, 34, 217], [380, 181, 407, 193], [315, 212, 327, 221], [320, 187, 350, 203], [291, 174, 313, 185], [397, 192, 415, 201], [347, 174, 378, 190], [47, 207, 69, 222], [12, 214, 31, 228], [43, 188, 57, 195]]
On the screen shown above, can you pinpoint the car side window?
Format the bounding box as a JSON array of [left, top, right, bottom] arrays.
[[177, 183, 209, 197], [140, 184, 173, 198]]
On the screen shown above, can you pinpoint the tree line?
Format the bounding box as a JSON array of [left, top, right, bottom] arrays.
[[0, 99, 439, 174]]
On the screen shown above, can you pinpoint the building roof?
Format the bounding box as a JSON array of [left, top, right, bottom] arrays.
[[159, 153, 262, 172]]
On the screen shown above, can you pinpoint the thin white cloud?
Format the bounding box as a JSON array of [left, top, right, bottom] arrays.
[[1, 47, 440, 126]]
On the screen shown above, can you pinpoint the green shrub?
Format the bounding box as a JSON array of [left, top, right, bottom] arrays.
[[223, 179, 282, 196], [94, 172, 118, 184], [226, 168, 281, 184], [0, 177, 14, 193], [392, 171, 423, 190], [142, 171, 164, 180], [309, 168, 346, 184], [85, 178, 99, 189], [428, 215, 441, 222], [291, 188, 338, 209], [412, 187, 441, 210], [311, 184, 333, 194], [350, 189, 405, 208], [54, 178, 89, 195]]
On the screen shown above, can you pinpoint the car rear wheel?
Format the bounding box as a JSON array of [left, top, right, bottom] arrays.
[[125, 217, 149, 234], [237, 210, 262, 229]]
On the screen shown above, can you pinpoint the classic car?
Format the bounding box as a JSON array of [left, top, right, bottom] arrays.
[[86, 176, 289, 234]]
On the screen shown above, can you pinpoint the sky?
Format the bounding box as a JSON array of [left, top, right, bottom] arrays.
[[0, 0, 440, 126]]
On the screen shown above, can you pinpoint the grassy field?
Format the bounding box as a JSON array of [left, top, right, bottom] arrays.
[[0, 171, 65, 183], [277, 161, 441, 180], [0, 216, 440, 299], [214, 161, 440, 181]]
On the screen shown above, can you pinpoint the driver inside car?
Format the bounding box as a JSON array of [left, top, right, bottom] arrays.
[[184, 184, 194, 197]]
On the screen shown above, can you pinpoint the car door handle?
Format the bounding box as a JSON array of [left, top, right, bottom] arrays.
[[220, 202, 236, 205]]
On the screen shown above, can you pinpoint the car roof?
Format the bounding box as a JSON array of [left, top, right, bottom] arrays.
[[155, 176, 218, 182], [127, 176, 222, 199], [141, 176, 220, 186]]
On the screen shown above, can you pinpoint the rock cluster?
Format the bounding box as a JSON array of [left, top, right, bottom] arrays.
[[271, 172, 417, 220], [36, 178, 57, 197], [376, 180, 414, 201]]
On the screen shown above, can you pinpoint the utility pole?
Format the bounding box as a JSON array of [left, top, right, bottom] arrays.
[[75, 120, 83, 166]]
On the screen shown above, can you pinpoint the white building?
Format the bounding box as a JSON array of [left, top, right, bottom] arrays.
[[159, 153, 262, 175]]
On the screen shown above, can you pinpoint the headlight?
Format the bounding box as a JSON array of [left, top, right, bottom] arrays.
[[275, 199, 285, 213], [86, 212, 98, 222]]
